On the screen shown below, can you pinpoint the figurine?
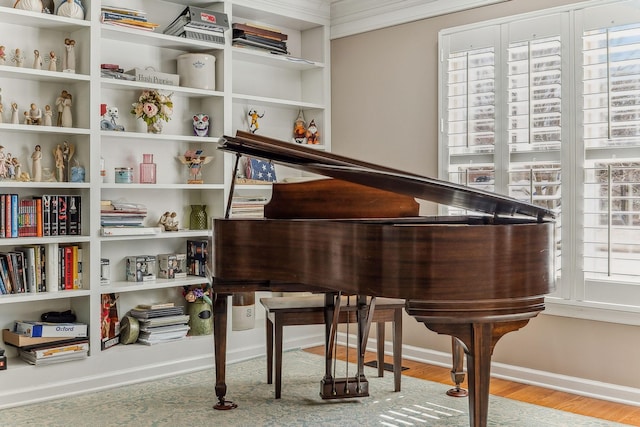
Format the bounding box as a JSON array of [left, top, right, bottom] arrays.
[[27, 103, 42, 125], [0, 103, 3, 124], [247, 108, 264, 133], [6, 153, 16, 179], [47, 50, 57, 71], [43, 104, 53, 126], [100, 104, 124, 131], [0, 46, 5, 65], [293, 110, 306, 144], [62, 140, 74, 177], [11, 48, 24, 67], [306, 119, 320, 145], [31, 144, 42, 182], [193, 113, 209, 137], [33, 49, 42, 70], [178, 149, 213, 184], [0, 146, 6, 179], [56, 0, 84, 19], [61, 91, 72, 127], [10, 156, 21, 180], [54, 143, 64, 182], [55, 90, 68, 126], [159, 211, 179, 231], [23, 111, 29, 124], [10, 102, 19, 124], [63, 38, 76, 73], [13, 0, 43, 12]]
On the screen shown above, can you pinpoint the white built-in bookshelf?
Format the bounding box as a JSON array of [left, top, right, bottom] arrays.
[[0, 0, 330, 408]]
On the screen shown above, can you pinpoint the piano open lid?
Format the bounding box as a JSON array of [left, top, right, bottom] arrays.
[[219, 131, 556, 222]]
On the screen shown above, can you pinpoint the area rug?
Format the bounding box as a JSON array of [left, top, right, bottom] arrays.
[[0, 350, 626, 427]]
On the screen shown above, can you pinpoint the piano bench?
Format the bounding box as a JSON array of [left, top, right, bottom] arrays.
[[259, 295, 404, 399]]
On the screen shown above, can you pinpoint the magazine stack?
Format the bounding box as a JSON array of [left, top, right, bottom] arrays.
[[128, 303, 190, 345], [163, 6, 229, 44]]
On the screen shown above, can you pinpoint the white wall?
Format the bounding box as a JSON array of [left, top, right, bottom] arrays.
[[330, 0, 640, 403]]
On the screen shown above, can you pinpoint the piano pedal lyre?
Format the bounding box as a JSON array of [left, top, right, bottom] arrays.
[[320, 377, 369, 399]]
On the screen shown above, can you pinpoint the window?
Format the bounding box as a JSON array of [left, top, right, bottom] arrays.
[[439, 0, 640, 322]]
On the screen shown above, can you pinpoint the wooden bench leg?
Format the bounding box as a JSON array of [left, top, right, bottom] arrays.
[[275, 314, 284, 399], [393, 307, 402, 392], [266, 317, 273, 385], [376, 321, 385, 377]]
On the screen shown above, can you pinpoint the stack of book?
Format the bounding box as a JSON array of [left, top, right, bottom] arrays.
[[10, 320, 89, 365], [232, 22, 288, 55], [100, 5, 160, 32], [229, 195, 268, 218], [129, 303, 190, 345], [163, 6, 229, 44], [100, 200, 162, 236]]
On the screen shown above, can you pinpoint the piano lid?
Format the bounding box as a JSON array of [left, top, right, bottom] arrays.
[[220, 131, 556, 221]]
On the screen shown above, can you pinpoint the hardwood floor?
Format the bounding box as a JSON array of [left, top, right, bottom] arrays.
[[304, 345, 640, 426]]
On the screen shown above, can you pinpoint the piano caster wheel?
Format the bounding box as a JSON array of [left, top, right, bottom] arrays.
[[214, 400, 238, 410], [446, 386, 468, 397]]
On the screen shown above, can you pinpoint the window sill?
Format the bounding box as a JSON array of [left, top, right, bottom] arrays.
[[544, 297, 640, 326]]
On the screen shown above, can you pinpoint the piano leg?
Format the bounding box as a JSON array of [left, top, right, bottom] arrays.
[[213, 292, 238, 410], [447, 337, 468, 397], [422, 320, 530, 427]]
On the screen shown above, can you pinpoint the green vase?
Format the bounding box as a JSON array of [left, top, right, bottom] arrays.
[[187, 300, 213, 336], [189, 204, 208, 230]]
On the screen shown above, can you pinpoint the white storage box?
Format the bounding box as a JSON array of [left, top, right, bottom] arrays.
[[177, 53, 216, 90]]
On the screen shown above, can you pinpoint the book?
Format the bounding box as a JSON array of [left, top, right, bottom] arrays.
[[57, 196, 68, 236], [164, 6, 229, 35], [67, 195, 81, 235], [14, 321, 88, 338], [100, 226, 162, 236], [135, 302, 175, 310], [41, 195, 51, 236], [232, 22, 287, 41], [14, 246, 36, 293]]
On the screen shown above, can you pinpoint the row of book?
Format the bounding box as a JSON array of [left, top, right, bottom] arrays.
[[0, 194, 81, 239], [100, 5, 160, 32], [0, 243, 83, 295], [163, 6, 229, 44]]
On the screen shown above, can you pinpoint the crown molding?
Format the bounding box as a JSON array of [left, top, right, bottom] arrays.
[[232, 0, 331, 26], [330, 0, 511, 39]]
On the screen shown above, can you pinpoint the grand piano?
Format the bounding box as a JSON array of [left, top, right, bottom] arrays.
[[211, 130, 556, 427]]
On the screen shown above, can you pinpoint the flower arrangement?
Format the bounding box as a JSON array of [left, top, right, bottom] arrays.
[[131, 89, 173, 127], [183, 283, 212, 305]]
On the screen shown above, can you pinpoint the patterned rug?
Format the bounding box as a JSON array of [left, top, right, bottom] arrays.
[[0, 350, 626, 426]]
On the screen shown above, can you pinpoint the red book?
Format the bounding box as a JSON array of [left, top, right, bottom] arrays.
[[63, 246, 74, 290]]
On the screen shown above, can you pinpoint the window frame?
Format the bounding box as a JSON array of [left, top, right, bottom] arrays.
[[438, 0, 640, 326]]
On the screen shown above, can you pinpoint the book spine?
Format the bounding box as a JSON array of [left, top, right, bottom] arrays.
[[57, 196, 67, 236], [64, 246, 73, 290], [34, 197, 43, 237], [68, 195, 80, 235], [11, 194, 18, 238], [5, 194, 12, 238], [76, 247, 83, 289], [42, 195, 51, 237], [39, 245, 46, 292], [50, 196, 58, 236], [100, 11, 147, 22], [0, 194, 5, 238], [0, 254, 12, 294]]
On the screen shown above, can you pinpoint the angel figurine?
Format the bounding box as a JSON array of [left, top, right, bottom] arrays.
[[11, 48, 25, 68], [33, 49, 42, 70], [0, 46, 6, 65]]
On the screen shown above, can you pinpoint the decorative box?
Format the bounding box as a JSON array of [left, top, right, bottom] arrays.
[[158, 253, 187, 279], [125, 255, 157, 282], [125, 67, 179, 86]]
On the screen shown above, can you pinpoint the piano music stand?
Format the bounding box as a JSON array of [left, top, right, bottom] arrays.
[[260, 295, 404, 398]]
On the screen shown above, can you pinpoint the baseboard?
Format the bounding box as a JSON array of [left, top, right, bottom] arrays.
[[337, 334, 640, 408]]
